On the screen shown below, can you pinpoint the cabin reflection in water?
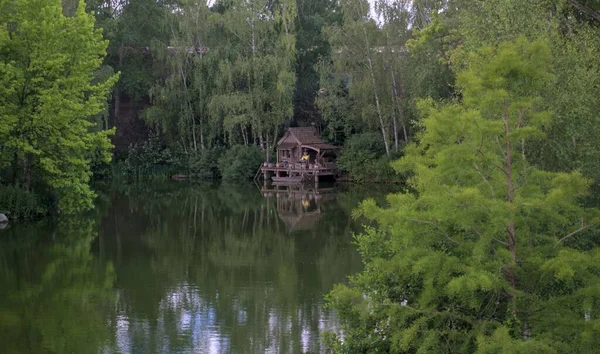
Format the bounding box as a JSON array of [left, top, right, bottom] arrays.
[[260, 183, 336, 233]]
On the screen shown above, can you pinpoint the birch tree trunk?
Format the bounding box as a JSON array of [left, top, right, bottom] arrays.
[[503, 101, 518, 316], [390, 68, 404, 148], [364, 27, 391, 156]]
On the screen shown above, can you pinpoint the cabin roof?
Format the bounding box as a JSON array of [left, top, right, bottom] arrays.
[[277, 127, 339, 151], [288, 127, 323, 145]]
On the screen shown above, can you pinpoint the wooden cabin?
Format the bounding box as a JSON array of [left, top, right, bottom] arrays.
[[257, 127, 339, 184], [276, 127, 338, 166]]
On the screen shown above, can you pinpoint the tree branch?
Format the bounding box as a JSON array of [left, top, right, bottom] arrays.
[[473, 162, 495, 198], [555, 221, 596, 247], [466, 140, 509, 177], [407, 218, 462, 245], [568, 0, 600, 23]]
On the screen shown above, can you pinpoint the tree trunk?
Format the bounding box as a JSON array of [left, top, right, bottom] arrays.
[[199, 55, 206, 151], [113, 88, 120, 127], [113, 46, 123, 125], [388, 31, 403, 150], [504, 103, 518, 313], [266, 145, 270, 163], [180, 64, 197, 152], [23, 154, 32, 192], [369, 61, 390, 156], [242, 126, 248, 145], [390, 68, 402, 150], [191, 113, 198, 151], [568, 0, 600, 22], [390, 83, 399, 151], [11, 152, 19, 186], [200, 119, 205, 150], [390, 91, 399, 152], [364, 29, 390, 156]]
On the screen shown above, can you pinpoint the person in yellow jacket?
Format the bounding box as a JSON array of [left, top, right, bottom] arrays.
[[300, 150, 310, 163]]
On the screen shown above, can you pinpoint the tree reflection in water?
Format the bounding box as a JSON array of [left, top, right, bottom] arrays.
[[0, 218, 116, 354], [0, 182, 393, 353], [94, 181, 370, 354]]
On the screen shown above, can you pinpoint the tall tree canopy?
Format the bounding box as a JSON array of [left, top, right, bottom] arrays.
[[0, 0, 118, 213], [144, 0, 298, 151], [326, 37, 600, 353]]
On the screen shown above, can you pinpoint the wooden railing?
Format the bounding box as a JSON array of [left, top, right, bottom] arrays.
[[261, 161, 336, 171]]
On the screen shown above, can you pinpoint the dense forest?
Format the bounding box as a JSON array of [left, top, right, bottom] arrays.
[[3, 0, 599, 216], [2, 0, 600, 351]]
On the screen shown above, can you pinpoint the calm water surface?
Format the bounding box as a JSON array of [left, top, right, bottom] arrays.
[[0, 182, 396, 353]]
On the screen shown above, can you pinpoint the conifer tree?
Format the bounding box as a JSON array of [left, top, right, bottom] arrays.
[[326, 38, 600, 353]]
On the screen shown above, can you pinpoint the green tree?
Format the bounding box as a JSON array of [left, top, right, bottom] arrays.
[[320, 0, 447, 155], [324, 0, 394, 155], [0, 0, 118, 213], [145, 0, 298, 151], [145, 0, 220, 151], [97, 0, 173, 120], [218, 145, 263, 181], [326, 39, 600, 353], [451, 0, 600, 180], [293, 0, 341, 125], [209, 0, 297, 147]]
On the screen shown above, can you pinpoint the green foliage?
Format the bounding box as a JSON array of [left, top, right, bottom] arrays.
[[403, 16, 455, 124], [0, 216, 116, 353], [118, 133, 182, 180], [326, 38, 600, 353], [340, 132, 387, 159], [0, 185, 46, 220], [95, 0, 171, 102], [189, 148, 223, 180], [321, 0, 450, 156], [218, 145, 264, 181], [116, 136, 257, 182], [293, 0, 341, 123], [451, 0, 600, 180], [0, 0, 118, 214], [315, 62, 361, 145], [145, 0, 298, 152], [337, 133, 404, 183]]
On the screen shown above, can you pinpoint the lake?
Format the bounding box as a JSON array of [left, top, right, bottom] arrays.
[[0, 182, 396, 353]]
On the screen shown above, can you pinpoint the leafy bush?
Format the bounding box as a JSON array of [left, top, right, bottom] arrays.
[[340, 132, 387, 159], [118, 133, 182, 179], [0, 185, 46, 220], [189, 148, 222, 180], [337, 133, 404, 183], [218, 145, 264, 181]]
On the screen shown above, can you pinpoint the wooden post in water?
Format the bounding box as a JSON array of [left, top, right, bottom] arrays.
[[265, 143, 270, 163], [263, 165, 269, 183]]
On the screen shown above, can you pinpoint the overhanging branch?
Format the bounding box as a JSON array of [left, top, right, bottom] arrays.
[[568, 0, 600, 23]]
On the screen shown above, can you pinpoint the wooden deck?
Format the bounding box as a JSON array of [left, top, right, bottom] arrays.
[[255, 162, 338, 184]]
